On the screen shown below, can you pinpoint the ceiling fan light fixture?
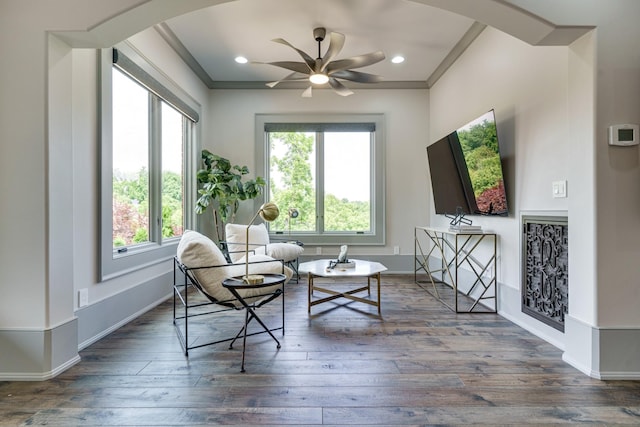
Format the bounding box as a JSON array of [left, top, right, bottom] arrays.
[[309, 73, 329, 85], [262, 27, 385, 97]]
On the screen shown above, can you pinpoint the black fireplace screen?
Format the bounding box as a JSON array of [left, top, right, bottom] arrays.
[[522, 216, 568, 332]]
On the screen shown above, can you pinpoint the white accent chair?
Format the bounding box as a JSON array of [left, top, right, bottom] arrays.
[[174, 230, 293, 366]]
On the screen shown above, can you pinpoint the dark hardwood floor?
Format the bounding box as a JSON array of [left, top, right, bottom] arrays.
[[2, 274, 640, 426]]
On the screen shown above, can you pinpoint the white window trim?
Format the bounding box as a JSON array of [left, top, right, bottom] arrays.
[[255, 113, 386, 246], [99, 44, 200, 280]]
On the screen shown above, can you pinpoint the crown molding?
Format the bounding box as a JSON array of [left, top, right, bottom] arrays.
[[155, 20, 485, 91], [207, 80, 429, 90], [154, 22, 216, 88]]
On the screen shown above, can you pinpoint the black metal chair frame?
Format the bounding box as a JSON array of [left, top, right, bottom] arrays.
[[172, 256, 286, 364]]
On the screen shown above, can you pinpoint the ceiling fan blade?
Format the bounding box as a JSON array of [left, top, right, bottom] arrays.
[[271, 38, 315, 70], [326, 51, 386, 73], [301, 86, 313, 98], [320, 32, 345, 72], [253, 60, 311, 74], [328, 78, 354, 97], [330, 69, 384, 84], [266, 72, 309, 88]]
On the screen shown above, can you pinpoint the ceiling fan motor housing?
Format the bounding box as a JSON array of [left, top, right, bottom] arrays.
[[313, 27, 326, 42]]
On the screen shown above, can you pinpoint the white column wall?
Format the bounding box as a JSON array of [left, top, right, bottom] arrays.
[[206, 88, 430, 257]]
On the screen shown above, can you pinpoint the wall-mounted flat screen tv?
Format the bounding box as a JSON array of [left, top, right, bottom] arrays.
[[427, 110, 508, 216]]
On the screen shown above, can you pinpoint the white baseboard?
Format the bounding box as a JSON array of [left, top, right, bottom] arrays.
[[78, 294, 170, 350], [76, 271, 173, 350]]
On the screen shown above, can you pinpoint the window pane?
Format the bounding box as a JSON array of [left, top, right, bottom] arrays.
[[268, 132, 316, 233], [112, 68, 149, 248], [161, 101, 184, 239], [324, 132, 371, 232]]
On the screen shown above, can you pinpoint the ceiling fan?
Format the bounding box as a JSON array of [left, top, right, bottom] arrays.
[[256, 27, 385, 97]]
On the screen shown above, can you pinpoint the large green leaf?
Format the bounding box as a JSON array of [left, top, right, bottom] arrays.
[[195, 150, 265, 235]]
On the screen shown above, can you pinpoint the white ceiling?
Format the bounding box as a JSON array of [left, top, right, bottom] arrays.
[[162, 0, 477, 89]]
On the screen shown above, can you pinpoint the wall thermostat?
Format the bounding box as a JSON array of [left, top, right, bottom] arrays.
[[608, 124, 639, 146]]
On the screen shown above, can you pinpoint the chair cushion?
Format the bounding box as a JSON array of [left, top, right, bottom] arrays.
[[177, 230, 291, 306], [266, 242, 304, 262], [225, 223, 270, 262], [221, 254, 293, 305]]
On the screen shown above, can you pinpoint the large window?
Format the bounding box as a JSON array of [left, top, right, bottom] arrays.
[[111, 68, 151, 247], [100, 45, 199, 279], [256, 114, 385, 245]]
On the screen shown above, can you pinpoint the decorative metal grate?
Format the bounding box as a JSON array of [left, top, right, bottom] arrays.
[[522, 216, 568, 332]]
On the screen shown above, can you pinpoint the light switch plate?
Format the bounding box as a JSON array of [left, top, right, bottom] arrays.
[[552, 180, 567, 198], [78, 289, 89, 308]]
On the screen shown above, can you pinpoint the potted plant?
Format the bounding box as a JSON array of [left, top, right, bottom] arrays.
[[195, 150, 265, 242]]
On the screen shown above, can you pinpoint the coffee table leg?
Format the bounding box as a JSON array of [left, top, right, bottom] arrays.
[[376, 272, 381, 315], [307, 273, 312, 313]]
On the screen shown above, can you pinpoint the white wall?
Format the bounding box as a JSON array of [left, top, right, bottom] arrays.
[[429, 28, 572, 346], [431, 10, 640, 378], [510, 0, 640, 332], [501, 0, 640, 378], [206, 88, 430, 258], [1, 2, 53, 330]]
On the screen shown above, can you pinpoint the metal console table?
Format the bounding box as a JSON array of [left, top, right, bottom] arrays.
[[414, 226, 497, 313]]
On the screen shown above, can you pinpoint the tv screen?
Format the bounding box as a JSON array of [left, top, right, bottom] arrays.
[[427, 133, 474, 215], [427, 110, 508, 216]]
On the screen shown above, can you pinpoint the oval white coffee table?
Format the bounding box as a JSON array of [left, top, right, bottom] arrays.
[[299, 259, 387, 315]]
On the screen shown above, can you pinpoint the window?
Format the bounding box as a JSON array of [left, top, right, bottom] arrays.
[[100, 45, 199, 279], [111, 68, 151, 247], [255, 114, 385, 245]]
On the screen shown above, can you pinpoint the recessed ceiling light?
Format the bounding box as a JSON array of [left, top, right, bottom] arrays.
[[391, 56, 405, 64], [235, 56, 248, 64]]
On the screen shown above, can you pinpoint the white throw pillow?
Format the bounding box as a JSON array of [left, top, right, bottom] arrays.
[[266, 242, 304, 262], [177, 230, 228, 268], [176, 230, 230, 302], [225, 223, 270, 262]]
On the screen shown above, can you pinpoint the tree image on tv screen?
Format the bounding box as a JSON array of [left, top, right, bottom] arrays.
[[457, 116, 507, 214]]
